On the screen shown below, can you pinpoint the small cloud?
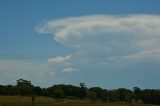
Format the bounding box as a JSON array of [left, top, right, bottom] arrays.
[[62, 67, 80, 73], [48, 55, 70, 64]]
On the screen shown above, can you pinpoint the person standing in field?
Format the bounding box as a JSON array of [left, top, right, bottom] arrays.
[[32, 95, 35, 106]]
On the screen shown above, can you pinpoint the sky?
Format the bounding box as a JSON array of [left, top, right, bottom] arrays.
[[0, 0, 160, 89]]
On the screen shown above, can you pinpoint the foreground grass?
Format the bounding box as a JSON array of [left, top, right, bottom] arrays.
[[0, 96, 159, 106]]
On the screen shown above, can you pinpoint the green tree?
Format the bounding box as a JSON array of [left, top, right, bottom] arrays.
[[33, 86, 43, 96], [100, 89, 109, 102], [133, 87, 142, 102], [16, 79, 33, 95], [88, 91, 98, 101], [89, 87, 103, 99], [80, 82, 87, 99], [54, 89, 64, 99]]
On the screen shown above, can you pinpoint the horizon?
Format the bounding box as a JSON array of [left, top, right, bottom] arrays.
[[0, 0, 160, 89], [0, 78, 159, 90]]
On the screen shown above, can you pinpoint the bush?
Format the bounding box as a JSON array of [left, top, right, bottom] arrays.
[[88, 91, 98, 101], [53, 89, 64, 99]]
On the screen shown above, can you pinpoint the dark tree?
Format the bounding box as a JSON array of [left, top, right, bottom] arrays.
[[88, 91, 98, 101], [100, 89, 109, 102], [89, 87, 103, 99], [33, 86, 43, 96], [133, 87, 142, 102], [54, 88, 64, 99], [16, 79, 33, 95], [1, 79, 160, 105], [80, 82, 87, 99], [117, 88, 133, 103]]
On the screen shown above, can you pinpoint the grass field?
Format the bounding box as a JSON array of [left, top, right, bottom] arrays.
[[0, 96, 159, 106]]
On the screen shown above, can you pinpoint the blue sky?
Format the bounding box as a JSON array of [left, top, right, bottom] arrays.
[[0, 0, 160, 89]]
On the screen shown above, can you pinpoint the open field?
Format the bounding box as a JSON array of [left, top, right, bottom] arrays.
[[0, 96, 159, 106]]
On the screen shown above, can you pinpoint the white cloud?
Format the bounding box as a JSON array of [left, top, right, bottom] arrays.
[[36, 15, 160, 44], [36, 14, 160, 72], [123, 49, 160, 59], [1, 14, 160, 87], [48, 55, 70, 64], [62, 67, 79, 73]]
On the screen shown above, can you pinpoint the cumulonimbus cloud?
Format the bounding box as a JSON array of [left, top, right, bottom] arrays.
[[36, 14, 160, 71], [2, 14, 159, 87]]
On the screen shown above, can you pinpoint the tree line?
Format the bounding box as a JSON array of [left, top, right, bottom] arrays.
[[0, 79, 160, 105]]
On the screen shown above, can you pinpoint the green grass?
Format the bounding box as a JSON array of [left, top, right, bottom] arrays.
[[0, 96, 159, 106]]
